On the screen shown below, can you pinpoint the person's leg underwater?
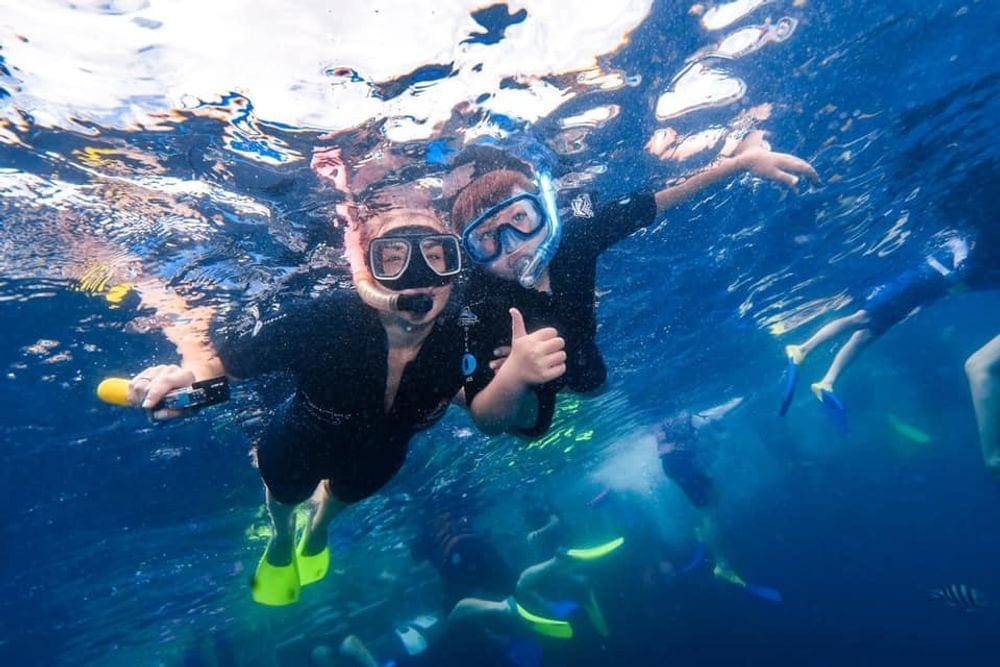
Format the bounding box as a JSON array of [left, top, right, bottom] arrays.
[[299, 480, 345, 585], [781, 310, 869, 416], [966, 334, 1000, 477], [252, 485, 302, 606], [808, 327, 876, 432]]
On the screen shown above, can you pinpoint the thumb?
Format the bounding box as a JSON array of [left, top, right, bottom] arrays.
[[509, 308, 527, 340]]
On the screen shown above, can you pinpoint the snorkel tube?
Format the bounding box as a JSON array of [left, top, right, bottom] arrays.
[[516, 170, 562, 289]]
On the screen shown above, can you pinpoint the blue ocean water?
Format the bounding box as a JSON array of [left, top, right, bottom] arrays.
[[1, 1, 999, 665]]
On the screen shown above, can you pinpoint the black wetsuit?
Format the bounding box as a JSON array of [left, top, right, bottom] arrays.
[[461, 191, 657, 435], [217, 290, 469, 505], [655, 412, 714, 508]]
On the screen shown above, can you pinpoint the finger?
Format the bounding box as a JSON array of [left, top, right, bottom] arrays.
[[151, 408, 184, 421], [524, 327, 560, 341], [536, 337, 566, 355], [128, 365, 164, 405], [493, 346, 512, 359], [128, 376, 148, 405], [543, 363, 567, 381], [509, 308, 527, 340], [142, 369, 190, 409], [545, 351, 568, 366], [781, 170, 800, 193], [776, 153, 821, 183], [764, 168, 799, 191]]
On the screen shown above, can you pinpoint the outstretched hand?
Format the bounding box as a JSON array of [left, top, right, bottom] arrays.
[[499, 308, 567, 386], [732, 130, 820, 192], [310, 146, 349, 191]]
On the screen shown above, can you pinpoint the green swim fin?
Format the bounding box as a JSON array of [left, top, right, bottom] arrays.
[[296, 538, 330, 587], [251, 551, 300, 607]]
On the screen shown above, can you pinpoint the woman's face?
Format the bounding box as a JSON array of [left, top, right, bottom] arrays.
[[372, 214, 453, 325]]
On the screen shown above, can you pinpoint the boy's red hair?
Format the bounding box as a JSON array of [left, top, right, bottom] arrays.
[[451, 170, 533, 232]]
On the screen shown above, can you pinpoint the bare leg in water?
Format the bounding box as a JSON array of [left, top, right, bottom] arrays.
[[790, 309, 870, 361], [264, 481, 345, 565], [302, 480, 346, 557], [263, 487, 297, 566], [815, 327, 877, 392], [966, 334, 1000, 477]]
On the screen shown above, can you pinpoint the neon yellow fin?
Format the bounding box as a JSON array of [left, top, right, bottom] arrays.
[[785, 344, 805, 365], [251, 553, 300, 606], [810, 381, 833, 402], [713, 562, 747, 588], [564, 536, 625, 562], [296, 539, 330, 587], [888, 415, 931, 444], [584, 589, 609, 637], [513, 601, 574, 639]]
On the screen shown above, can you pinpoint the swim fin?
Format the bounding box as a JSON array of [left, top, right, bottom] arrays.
[[714, 563, 783, 603], [779, 345, 804, 416], [510, 597, 574, 639], [744, 582, 784, 603], [251, 551, 300, 607], [680, 542, 710, 574], [583, 589, 610, 637], [811, 381, 847, 434], [296, 538, 330, 587]]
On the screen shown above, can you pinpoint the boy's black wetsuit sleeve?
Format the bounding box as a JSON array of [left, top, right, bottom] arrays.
[[573, 192, 658, 255], [216, 294, 336, 379]]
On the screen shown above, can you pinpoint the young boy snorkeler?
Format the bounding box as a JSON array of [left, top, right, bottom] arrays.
[[451, 131, 819, 435]]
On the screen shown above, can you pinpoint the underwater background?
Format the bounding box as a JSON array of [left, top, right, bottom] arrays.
[[1, 0, 999, 664]]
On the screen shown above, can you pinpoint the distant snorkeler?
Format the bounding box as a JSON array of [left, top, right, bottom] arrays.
[[653, 398, 783, 604], [780, 232, 1000, 432], [449, 130, 818, 437]]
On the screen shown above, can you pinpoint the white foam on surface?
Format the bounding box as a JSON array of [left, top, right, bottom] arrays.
[[0, 0, 652, 137]]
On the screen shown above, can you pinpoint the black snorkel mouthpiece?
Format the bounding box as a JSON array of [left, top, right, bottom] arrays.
[[396, 293, 434, 314]]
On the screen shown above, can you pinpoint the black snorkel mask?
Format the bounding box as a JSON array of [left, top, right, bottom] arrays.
[[368, 226, 463, 291]]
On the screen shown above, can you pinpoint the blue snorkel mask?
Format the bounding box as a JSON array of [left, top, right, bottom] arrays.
[[461, 171, 562, 288]]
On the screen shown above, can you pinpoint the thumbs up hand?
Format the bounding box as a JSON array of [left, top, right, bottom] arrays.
[[499, 308, 567, 386]]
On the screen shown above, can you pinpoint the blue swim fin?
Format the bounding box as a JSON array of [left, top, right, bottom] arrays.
[[779, 345, 804, 416], [744, 582, 784, 603], [812, 382, 847, 434], [680, 542, 710, 574], [547, 599, 580, 620], [779, 358, 799, 416]]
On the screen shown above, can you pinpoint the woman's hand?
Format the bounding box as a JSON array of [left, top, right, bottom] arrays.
[[310, 146, 349, 191], [498, 308, 567, 387], [489, 345, 512, 372], [127, 364, 195, 420], [730, 130, 820, 191]]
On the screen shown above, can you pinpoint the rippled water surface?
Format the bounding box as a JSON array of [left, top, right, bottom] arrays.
[[1, 1, 999, 665]]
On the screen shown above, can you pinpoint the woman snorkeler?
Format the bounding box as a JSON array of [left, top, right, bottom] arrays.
[[124, 207, 561, 606]]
